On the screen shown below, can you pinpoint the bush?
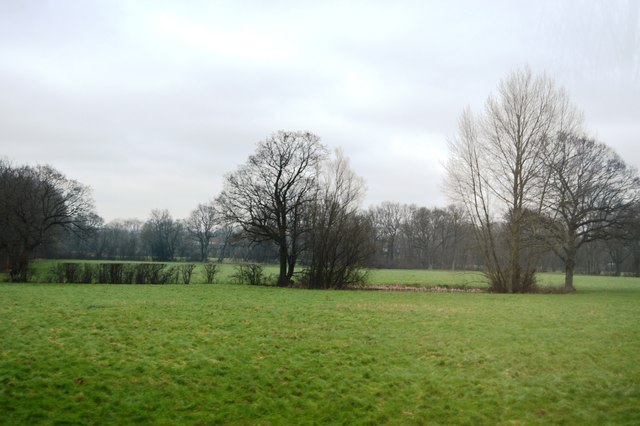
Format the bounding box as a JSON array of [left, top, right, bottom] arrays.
[[79, 263, 95, 284], [48, 262, 91, 284], [45, 262, 180, 285], [63, 263, 81, 283], [203, 263, 218, 284], [48, 263, 66, 283], [179, 264, 196, 284], [7, 255, 32, 282], [486, 267, 537, 293], [97, 263, 127, 284], [297, 267, 368, 290], [232, 264, 269, 286], [133, 264, 175, 284], [122, 265, 135, 284]]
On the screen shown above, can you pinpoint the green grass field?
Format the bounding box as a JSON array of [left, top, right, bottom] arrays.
[[1, 272, 639, 424], [26, 260, 594, 289]]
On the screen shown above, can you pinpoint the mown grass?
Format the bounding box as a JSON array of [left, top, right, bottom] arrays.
[[1, 276, 639, 424], [367, 268, 640, 292], [367, 269, 486, 288]]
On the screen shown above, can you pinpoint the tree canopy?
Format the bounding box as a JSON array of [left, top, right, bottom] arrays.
[[217, 131, 328, 286], [0, 161, 99, 281]]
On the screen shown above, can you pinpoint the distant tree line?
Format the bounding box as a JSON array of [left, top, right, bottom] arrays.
[[34, 196, 640, 284]]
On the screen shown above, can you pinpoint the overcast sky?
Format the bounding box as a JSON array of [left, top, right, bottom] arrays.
[[1, 1, 638, 222]]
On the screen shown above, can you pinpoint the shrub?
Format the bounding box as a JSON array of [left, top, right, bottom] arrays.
[[122, 265, 135, 284], [203, 263, 218, 284], [45, 262, 181, 285], [79, 263, 95, 284], [232, 264, 268, 286], [298, 267, 368, 290], [133, 264, 149, 284], [179, 264, 196, 284], [134, 263, 175, 284], [63, 263, 81, 283], [7, 255, 32, 282], [486, 267, 537, 293], [96, 263, 130, 284], [47, 262, 90, 284], [48, 263, 66, 283], [165, 266, 179, 284]]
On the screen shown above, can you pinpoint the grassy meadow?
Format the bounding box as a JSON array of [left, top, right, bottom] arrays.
[[25, 259, 617, 290], [24, 260, 494, 288], [1, 268, 639, 424]]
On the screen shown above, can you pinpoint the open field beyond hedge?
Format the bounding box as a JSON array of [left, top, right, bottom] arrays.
[[22, 259, 638, 290], [1, 273, 639, 424]]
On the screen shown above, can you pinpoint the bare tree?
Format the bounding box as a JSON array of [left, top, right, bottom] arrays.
[[443, 205, 468, 270], [185, 202, 219, 262], [446, 67, 581, 292], [141, 209, 183, 262], [366, 202, 470, 270], [402, 206, 438, 269], [0, 161, 99, 281], [119, 219, 144, 259], [217, 131, 327, 286], [542, 134, 640, 291], [94, 218, 144, 260], [303, 149, 372, 289], [605, 237, 631, 277], [624, 204, 640, 277], [368, 202, 408, 267], [213, 224, 236, 263]]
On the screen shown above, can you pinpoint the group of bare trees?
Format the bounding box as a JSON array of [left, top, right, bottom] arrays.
[[217, 131, 372, 288], [32, 131, 372, 289], [56, 206, 233, 264], [365, 202, 474, 270], [446, 67, 640, 292]]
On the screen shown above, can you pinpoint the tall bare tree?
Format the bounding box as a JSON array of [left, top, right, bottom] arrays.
[[402, 206, 436, 268], [303, 149, 372, 289], [217, 131, 327, 286], [141, 209, 183, 262], [446, 67, 582, 292], [542, 134, 640, 291], [369, 202, 407, 266], [622, 203, 640, 277], [186, 202, 219, 262], [443, 204, 468, 270]]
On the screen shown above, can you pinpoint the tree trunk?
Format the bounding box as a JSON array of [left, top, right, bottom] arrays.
[[564, 243, 577, 292], [509, 219, 521, 293], [200, 240, 209, 262], [217, 232, 230, 263], [9, 252, 31, 282], [286, 254, 296, 281], [277, 241, 289, 287]]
